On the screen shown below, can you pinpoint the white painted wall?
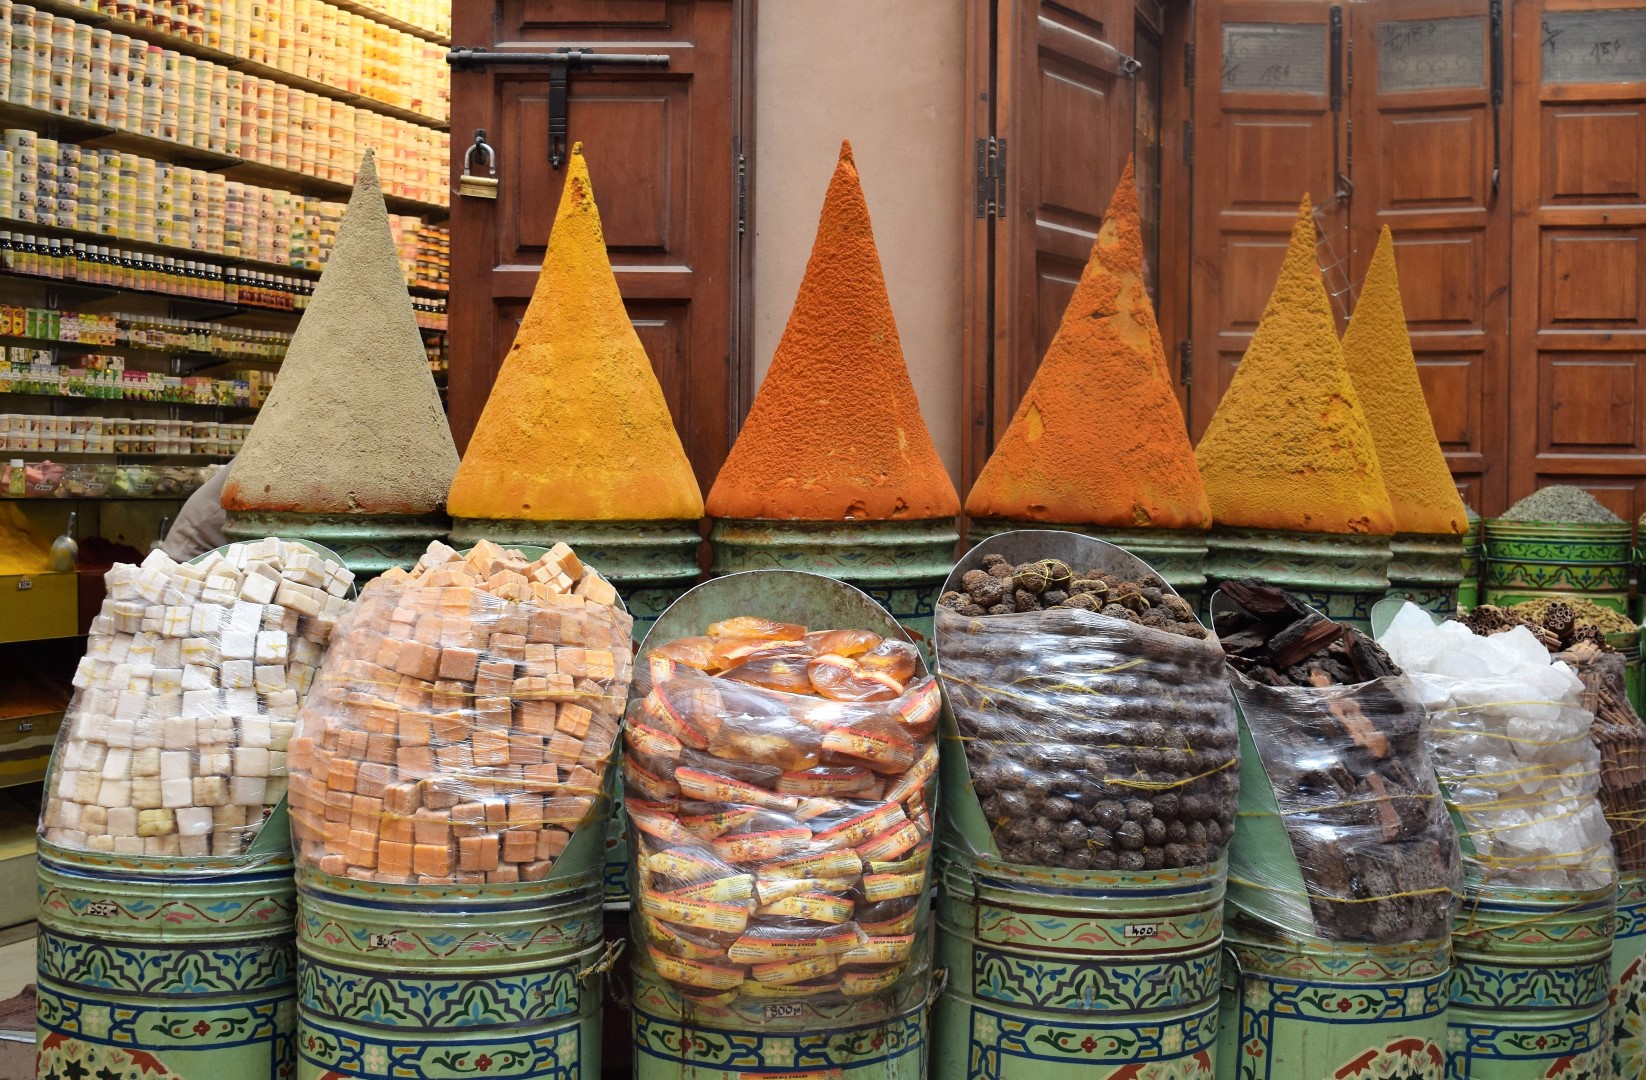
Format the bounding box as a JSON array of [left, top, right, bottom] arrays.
[[753, 0, 967, 484]]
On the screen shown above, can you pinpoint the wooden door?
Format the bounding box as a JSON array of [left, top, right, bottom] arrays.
[[962, 0, 1135, 493], [1347, 1, 1510, 515], [446, 0, 753, 496], [1509, 0, 1646, 522], [1187, 0, 1348, 436]]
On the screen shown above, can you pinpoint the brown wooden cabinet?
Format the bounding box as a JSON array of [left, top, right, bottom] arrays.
[[1187, 0, 1646, 519], [446, 0, 754, 496]]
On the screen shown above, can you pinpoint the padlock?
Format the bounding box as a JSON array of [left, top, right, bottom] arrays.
[[460, 129, 498, 200]]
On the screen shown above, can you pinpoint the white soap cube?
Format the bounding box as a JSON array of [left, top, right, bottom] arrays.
[[106, 806, 138, 837], [80, 804, 107, 833], [160, 751, 191, 782], [161, 605, 192, 637], [55, 770, 79, 802], [112, 836, 144, 854], [192, 776, 227, 806], [131, 747, 161, 777], [85, 834, 116, 853], [229, 601, 263, 635], [220, 659, 254, 689], [181, 637, 214, 666], [239, 572, 277, 605], [265, 605, 299, 634], [141, 548, 178, 575], [55, 801, 78, 830], [268, 721, 295, 752], [159, 717, 193, 750], [181, 664, 216, 691], [177, 833, 210, 856], [101, 749, 132, 781], [204, 573, 239, 595], [214, 804, 249, 831], [239, 717, 272, 748], [219, 631, 255, 661], [160, 777, 193, 808], [98, 779, 131, 807], [144, 692, 182, 720], [133, 718, 162, 750], [77, 743, 108, 772], [233, 747, 270, 778], [198, 750, 231, 776], [190, 605, 226, 636], [114, 691, 146, 721], [74, 771, 103, 802], [72, 657, 96, 689], [263, 776, 288, 805], [133, 567, 170, 604], [140, 606, 164, 634], [154, 638, 182, 668], [274, 582, 322, 617], [180, 689, 220, 718], [253, 665, 287, 694], [224, 688, 258, 716], [290, 664, 315, 694], [178, 577, 204, 600], [268, 752, 286, 777], [255, 631, 288, 665], [105, 718, 136, 749], [229, 776, 267, 805], [143, 835, 181, 855]]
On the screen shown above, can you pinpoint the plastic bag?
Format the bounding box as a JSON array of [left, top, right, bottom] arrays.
[[1560, 644, 1646, 873], [626, 620, 939, 1003], [937, 601, 1238, 872], [1379, 601, 1615, 894], [39, 539, 354, 857], [287, 540, 633, 883]]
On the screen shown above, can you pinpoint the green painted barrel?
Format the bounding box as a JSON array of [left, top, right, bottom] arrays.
[[933, 848, 1223, 1080], [1386, 532, 1465, 618], [707, 517, 958, 649], [1460, 519, 1481, 611], [1611, 873, 1646, 1077], [223, 510, 450, 582], [1204, 527, 1391, 631], [631, 965, 931, 1080], [36, 840, 297, 1080], [1215, 918, 1449, 1080], [1482, 519, 1631, 613], [1447, 885, 1616, 1077], [966, 518, 1208, 611], [294, 822, 610, 1080], [1609, 629, 1644, 717]]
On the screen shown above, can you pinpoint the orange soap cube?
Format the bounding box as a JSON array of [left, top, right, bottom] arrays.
[[501, 829, 538, 863], [474, 696, 511, 727], [547, 732, 583, 764], [509, 734, 545, 766], [563, 765, 600, 797], [383, 782, 421, 816], [436, 744, 475, 770], [556, 704, 592, 739], [288, 736, 316, 773], [432, 681, 467, 712], [543, 796, 592, 825], [399, 714, 432, 747], [348, 829, 379, 869], [396, 745, 435, 777], [458, 834, 501, 872], [584, 650, 617, 681], [472, 728, 510, 767], [395, 641, 440, 681], [414, 615, 442, 645], [374, 638, 403, 670], [507, 794, 542, 826], [328, 759, 360, 794], [366, 734, 396, 765], [522, 860, 554, 882], [362, 701, 398, 736], [321, 818, 349, 848], [441, 615, 478, 647], [488, 864, 520, 884], [318, 853, 348, 876], [490, 633, 526, 661], [475, 660, 515, 697], [439, 647, 479, 682], [356, 763, 394, 799], [527, 609, 561, 644], [432, 710, 471, 742], [451, 802, 486, 837], [515, 701, 557, 736], [465, 539, 509, 577], [556, 648, 587, 678], [413, 807, 451, 845], [574, 572, 619, 607], [522, 763, 560, 790], [337, 730, 369, 761], [381, 815, 414, 845], [538, 828, 571, 860], [349, 795, 383, 831], [522, 643, 557, 675], [379, 841, 413, 878], [413, 843, 452, 878], [424, 778, 463, 810]]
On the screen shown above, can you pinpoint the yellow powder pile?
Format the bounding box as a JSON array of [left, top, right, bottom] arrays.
[[447, 144, 703, 523], [1341, 228, 1467, 536], [1195, 198, 1395, 535], [706, 141, 959, 522], [965, 159, 1210, 529], [0, 505, 47, 574], [223, 150, 458, 516]]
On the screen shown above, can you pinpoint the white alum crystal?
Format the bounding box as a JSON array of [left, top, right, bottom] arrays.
[[40, 539, 355, 854]]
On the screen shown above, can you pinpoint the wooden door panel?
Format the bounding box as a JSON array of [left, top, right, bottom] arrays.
[[448, 0, 749, 498], [1348, 0, 1507, 514], [1189, 0, 1343, 436], [1511, 0, 1646, 507]]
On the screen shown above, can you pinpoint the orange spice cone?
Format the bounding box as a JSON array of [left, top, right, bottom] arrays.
[[965, 158, 1209, 532], [1342, 227, 1469, 614], [1342, 228, 1467, 536], [707, 141, 959, 644], [221, 150, 459, 576], [706, 141, 959, 523], [447, 144, 703, 524], [1195, 198, 1394, 536]]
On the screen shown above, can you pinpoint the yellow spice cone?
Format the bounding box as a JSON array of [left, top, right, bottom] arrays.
[[965, 158, 1210, 529], [1341, 228, 1468, 536], [447, 144, 704, 522], [1195, 198, 1395, 535], [223, 150, 457, 515]]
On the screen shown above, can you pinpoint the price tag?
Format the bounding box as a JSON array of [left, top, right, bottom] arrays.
[[15, 579, 31, 591], [1124, 923, 1160, 939], [368, 932, 399, 949], [85, 899, 117, 918], [762, 1003, 806, 1021]]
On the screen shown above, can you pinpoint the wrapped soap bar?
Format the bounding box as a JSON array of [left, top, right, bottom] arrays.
[[40, 540, 355, 857], [287, 540, 634, 885], [626, 616, 938, 1004]]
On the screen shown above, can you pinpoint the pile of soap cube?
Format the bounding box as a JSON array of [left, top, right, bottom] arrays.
[[40, 539, 354, 858]]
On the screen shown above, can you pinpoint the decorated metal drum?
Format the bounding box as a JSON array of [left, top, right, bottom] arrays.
[[1482, 519, 1631, 614], [1217, 920, 1449, 1080], [1204, 527, 1391, 631], [1459, 519, 1481, 611], [1447, 886, 1615, 1078], [36, 837, 298, 1080], [1611, 872, 1646, 1078], [294, 814, 612, 1080], [1386, 533, 1465, 619], [935, 850, 1222, 1080]]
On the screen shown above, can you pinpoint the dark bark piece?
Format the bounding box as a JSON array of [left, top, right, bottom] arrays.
[[1269, 613, 1345, 669]]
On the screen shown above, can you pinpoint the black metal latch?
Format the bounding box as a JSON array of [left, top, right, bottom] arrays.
[[447, 47, 670, 169]]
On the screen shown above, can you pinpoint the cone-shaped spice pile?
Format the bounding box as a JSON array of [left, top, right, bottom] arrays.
[[1196, 199, 1395, 535], [447, 144, 704, 523], [706, 141, 958, 521], [1341, 228, 1467, 536], [966, 159, 1209, 529], [223, 150, 458, 515]]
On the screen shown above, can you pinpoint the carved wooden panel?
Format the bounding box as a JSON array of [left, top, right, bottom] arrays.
[[1382, 111, 1485, 207], [1539, 355, 1642, 451], [1541, 231, 1643, 326], [1544, 105, 1646, 201]]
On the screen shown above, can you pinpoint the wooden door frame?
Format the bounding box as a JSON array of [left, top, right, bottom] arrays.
[[445, 0, 759, 454]]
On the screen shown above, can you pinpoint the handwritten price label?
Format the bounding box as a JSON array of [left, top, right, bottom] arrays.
[[1124, 923, 1160, 939]]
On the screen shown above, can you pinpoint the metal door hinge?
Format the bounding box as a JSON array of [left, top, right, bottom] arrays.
[[1178, 340, 1192, 386], [1183, 41, 1194, 86], [974, 136, 1006, 219], [1181, 121, 1194, 167], [736, 153, 748, 236], [1120, 53, 1142, 78]]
